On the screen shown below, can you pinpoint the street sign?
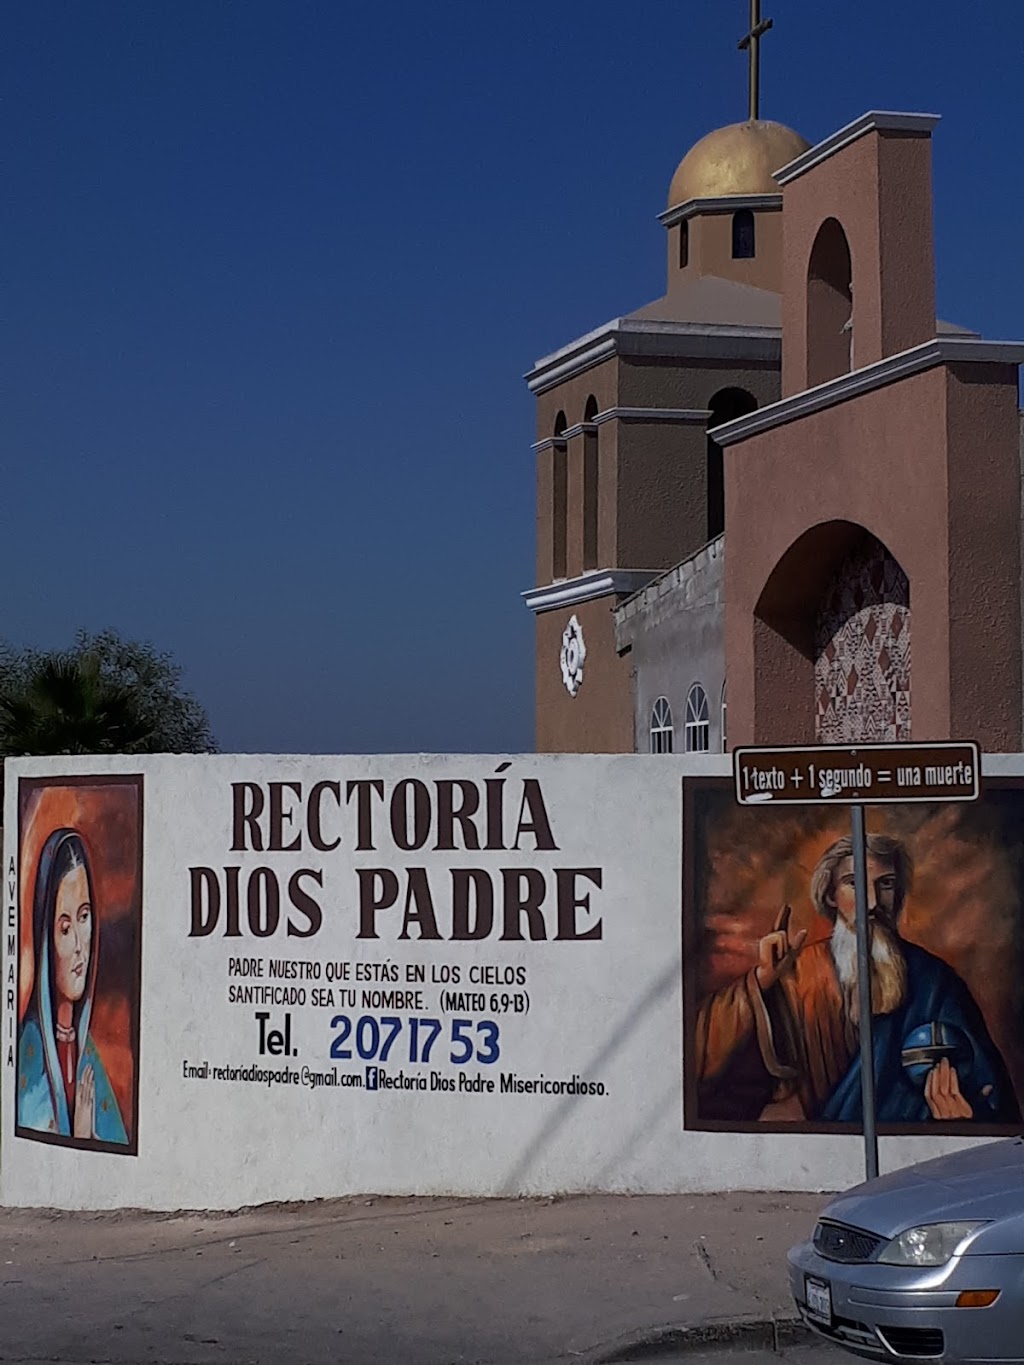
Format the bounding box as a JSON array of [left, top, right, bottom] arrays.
[[731, 737, 981, 1185], [733, 741, 979, 807]]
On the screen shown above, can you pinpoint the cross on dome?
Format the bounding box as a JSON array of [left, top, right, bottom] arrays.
[[738, 0, 773, 123]]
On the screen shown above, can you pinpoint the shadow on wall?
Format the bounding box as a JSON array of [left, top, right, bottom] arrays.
[[499, 960, 677, 1194]]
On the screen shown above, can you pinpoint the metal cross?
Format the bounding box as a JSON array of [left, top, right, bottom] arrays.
[[738, 0, 773, 122]]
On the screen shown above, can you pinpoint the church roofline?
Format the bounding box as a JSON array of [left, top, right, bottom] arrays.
[[774, 110, 941, 186], [614, 535, 724, 640], [522, 569, 662, 615], [525, 318, 779, 395], [710, 336, 1024, 448], [658, 193, 782, 228]]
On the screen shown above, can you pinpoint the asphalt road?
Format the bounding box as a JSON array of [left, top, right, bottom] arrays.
[[669, 1348, 846, 1359], [0, 1193, 828, 1365], [0, 1354, 848, 1365], [0, 1190, 839, 1365], [0, 1349, 849, 1365], [666, 1351, 844, 1365]]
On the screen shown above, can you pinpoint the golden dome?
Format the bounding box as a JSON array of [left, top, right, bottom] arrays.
[[667, 120, 811, 207]]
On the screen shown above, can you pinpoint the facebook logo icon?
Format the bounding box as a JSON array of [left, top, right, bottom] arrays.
[[366, 1066, 378, 1091]]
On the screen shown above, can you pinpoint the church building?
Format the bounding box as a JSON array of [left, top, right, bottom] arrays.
[[524, 81, 1024, 756]]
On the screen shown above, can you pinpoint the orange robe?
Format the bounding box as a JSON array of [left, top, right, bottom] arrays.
[[695, 941, 857, 1122]]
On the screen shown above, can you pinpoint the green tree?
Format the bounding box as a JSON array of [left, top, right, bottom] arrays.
[[0, 629, 217, 759]]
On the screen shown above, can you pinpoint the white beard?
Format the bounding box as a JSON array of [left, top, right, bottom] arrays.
[[831, 915, 908, 1023]]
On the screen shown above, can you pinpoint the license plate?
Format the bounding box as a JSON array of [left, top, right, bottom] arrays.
[[805, 1275, 832, 1325]]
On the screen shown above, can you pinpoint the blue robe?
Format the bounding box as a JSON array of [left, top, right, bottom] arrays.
[[822, 941, 1018, 1123], [18, 1012, 127, 1143]]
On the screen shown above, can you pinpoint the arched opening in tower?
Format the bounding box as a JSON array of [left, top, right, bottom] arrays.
[[707, 387, 757, 541], [807, 217, 853, 387], [754, 522, 910, 744]]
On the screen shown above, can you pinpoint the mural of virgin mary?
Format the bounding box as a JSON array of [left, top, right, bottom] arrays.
[[18, 828, 128, 1145]]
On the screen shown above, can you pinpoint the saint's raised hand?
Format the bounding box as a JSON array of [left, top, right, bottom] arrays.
[[755, 904, 808, 990]]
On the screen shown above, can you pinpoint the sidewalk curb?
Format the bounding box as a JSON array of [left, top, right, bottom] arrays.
[[593, 1315, 814, 1361]]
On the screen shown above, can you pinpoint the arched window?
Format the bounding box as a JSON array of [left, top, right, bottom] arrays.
[[706, 387, 757, 540], [552, 411, 567, 579], [678, 220, 689, 270], [684, 684, 710, 753], [732, 209, 755, 260], [583, 395, 599, 570], [807, 217, 853, 387], [650, 697, 674, 754], [720, 682, 728, 753]]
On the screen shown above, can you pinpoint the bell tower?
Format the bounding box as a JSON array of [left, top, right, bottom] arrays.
[[524, 6, 809, 753], [661, 2, 806, 302]]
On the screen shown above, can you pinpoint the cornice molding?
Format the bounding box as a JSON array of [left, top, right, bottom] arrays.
[[710, 337, 1024, 448], [596, 406, 712, 425], [658, 193, 782, 229], [526, 332, 617, 393], [531, 407, 712, 451], [522, 569, 661, 615], [525, 319, 779, 395], [774, 110, 941, 187]]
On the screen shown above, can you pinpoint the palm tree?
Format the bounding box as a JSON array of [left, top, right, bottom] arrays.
[[0, 650, 155, 756]]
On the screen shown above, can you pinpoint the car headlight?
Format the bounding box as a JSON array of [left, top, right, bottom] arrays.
[[878, 1222, 988, 1267]]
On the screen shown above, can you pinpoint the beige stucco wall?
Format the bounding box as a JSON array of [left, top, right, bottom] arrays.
[[781, 130, 936, 396], [724, 363, 1022, 752], [535, 597, 634, 753], [666, 208, 784, 294]]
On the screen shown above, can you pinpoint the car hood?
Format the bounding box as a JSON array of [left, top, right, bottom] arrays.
[[820, 1139, 1024, 1240]]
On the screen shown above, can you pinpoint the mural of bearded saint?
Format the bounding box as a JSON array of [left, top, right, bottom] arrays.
[[695, 833, 1019, 1125], [18, 829, 128, 1144]]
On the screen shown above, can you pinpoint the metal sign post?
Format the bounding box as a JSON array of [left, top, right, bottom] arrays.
[[851, 803, 878, 1181], [732, 740, 980, 1184]]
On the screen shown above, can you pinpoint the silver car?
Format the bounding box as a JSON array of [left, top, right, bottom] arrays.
[[788, 1138, 1024, 1362]]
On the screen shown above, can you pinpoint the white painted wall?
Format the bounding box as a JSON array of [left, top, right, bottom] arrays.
[[0, 752, 1012, 1212]]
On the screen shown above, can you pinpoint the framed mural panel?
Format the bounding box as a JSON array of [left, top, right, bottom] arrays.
[[683, 775, 1024, 1135], [16, 775, 143, 1155]]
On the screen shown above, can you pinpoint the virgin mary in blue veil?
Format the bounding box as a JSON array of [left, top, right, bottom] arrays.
[[18, 828, 127, 1145]]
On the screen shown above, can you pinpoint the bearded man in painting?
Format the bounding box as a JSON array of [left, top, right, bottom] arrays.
[[694, 834, 1019, 1125]]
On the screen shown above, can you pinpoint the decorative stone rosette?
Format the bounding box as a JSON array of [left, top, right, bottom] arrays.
[[560, 615, 586, 697]]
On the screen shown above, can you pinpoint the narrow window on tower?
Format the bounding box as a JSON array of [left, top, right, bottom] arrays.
[[552, 411, 568, 580], [582, 395, 599, 571], [732, 209, 755, 260], [678, 220, 689, 270]]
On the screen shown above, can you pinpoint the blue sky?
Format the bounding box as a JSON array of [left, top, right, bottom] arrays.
[[5, 1, 1023, 753]]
